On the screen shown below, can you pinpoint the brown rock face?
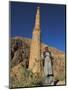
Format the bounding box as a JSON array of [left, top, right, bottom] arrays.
[[10, 37, 65, 81], [10, 38, 30, 68], [10, 37, 65, 88]]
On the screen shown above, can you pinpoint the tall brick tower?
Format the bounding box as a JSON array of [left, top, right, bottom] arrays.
[[29, 6, 41, 74]]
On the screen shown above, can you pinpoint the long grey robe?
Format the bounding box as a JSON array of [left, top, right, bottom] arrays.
[[42, 51, 54, 85], [44, 52, 53, 76]]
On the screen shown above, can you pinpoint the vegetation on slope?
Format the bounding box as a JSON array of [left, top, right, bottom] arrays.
[[10, 37, 65, 88]]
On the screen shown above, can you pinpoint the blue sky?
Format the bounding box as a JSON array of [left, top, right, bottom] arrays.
[[10, 2, 66, 52]]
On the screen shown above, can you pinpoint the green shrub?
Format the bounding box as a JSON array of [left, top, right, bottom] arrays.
[[10, 64, 42, 88]]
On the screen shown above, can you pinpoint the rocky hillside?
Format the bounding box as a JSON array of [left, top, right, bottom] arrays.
[[10, 37, 65, 88]]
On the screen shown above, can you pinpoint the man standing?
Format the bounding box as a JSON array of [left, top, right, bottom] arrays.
[[42, 46, 54, 85]]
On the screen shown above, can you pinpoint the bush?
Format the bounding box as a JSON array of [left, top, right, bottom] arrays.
[[10, 63, 42, 88]]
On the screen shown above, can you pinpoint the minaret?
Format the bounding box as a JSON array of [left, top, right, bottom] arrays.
[[29, 6, 41, 74]]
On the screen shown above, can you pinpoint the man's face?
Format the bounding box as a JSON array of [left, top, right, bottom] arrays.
[[45, 47, 48, 51]]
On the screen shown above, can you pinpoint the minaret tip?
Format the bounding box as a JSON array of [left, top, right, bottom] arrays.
[[34, 6, 40, 30]]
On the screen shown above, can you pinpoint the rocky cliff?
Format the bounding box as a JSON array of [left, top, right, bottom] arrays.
[[10, 37, 65, 88]]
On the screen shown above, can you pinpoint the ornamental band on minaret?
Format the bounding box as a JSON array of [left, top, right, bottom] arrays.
[[29, 6, 41, 73]]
